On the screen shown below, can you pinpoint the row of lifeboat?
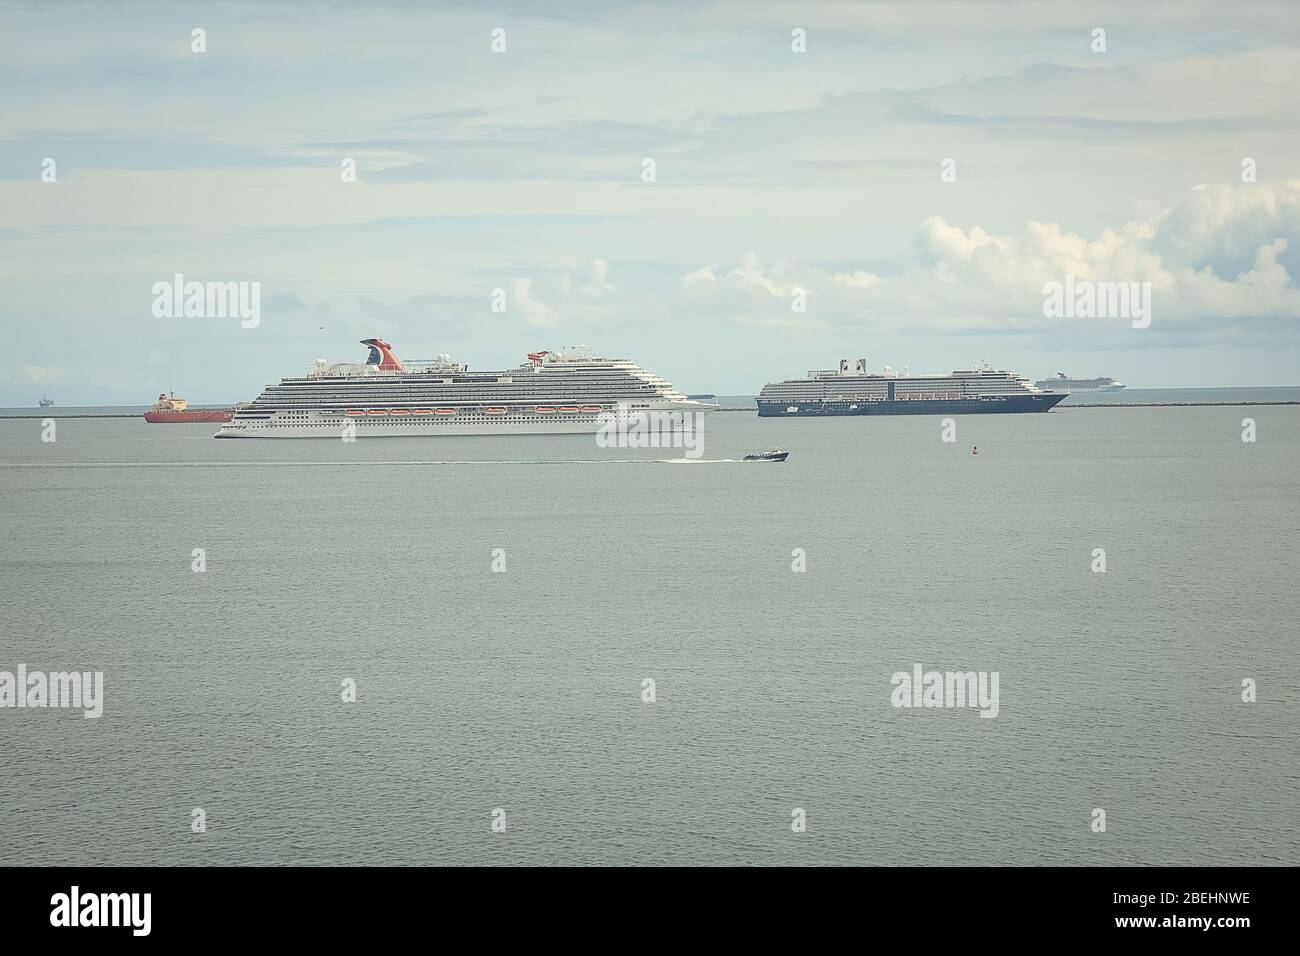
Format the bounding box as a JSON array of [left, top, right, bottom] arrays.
[[343, 405, 604, 417]]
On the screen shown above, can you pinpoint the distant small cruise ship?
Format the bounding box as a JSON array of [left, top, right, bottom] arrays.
[[757, 357, 1066, 416], [1033, 372, 1126, 393], [216, 339, 716, 438]]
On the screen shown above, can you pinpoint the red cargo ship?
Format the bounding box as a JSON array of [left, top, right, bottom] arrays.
[[144, 391, 234, 423]]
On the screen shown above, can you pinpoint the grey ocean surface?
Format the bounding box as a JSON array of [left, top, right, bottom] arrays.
[[1, 405, 1297, 866]]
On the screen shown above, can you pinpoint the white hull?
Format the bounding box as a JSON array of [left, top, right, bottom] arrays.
[[1034, 380, 1126, 393], [221, 341, 713, 438], [216, 402, 711, 438], [1039, 385, 1126, 393]]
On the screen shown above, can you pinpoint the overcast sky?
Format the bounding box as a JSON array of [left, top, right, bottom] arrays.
[[2, 0, 1299, 403]]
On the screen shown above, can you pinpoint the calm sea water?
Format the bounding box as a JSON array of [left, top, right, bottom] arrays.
[[1, 405, 1297, 866]]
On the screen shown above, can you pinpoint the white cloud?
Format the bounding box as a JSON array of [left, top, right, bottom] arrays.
[[834, 271, 880, 290], [510, 278, 556, 328], [683, 265, 717, 287], [509, 259, 617, 328], [18, 365, 61, 385], [685, 183, 1300, 332], [578, 258, 615, 299], [684, 252, 798, 298]]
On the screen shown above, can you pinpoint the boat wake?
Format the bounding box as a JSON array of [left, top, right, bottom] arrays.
[[2, 458, 746, 468]]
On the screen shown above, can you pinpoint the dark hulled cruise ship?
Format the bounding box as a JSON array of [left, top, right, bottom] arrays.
[[757, 358, 1067, 417]]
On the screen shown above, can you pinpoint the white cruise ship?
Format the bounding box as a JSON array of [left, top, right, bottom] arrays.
[[1033, 372, 1127, 393], [216, 339, 716, 438]]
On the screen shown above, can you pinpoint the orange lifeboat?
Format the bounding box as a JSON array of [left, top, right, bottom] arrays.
[[485, 407, 508, 415], [433, 408, 456, 416], [534, 406, 556, 414]]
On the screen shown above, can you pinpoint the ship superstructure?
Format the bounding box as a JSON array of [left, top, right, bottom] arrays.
[[144, 391, 234, 423], [1033, 373, 1126, 392], [216, 339, 716, 438], [757, 358, 1066, 416]]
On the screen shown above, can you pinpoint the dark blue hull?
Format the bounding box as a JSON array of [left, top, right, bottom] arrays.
[[756, 393, 1066, 417]]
